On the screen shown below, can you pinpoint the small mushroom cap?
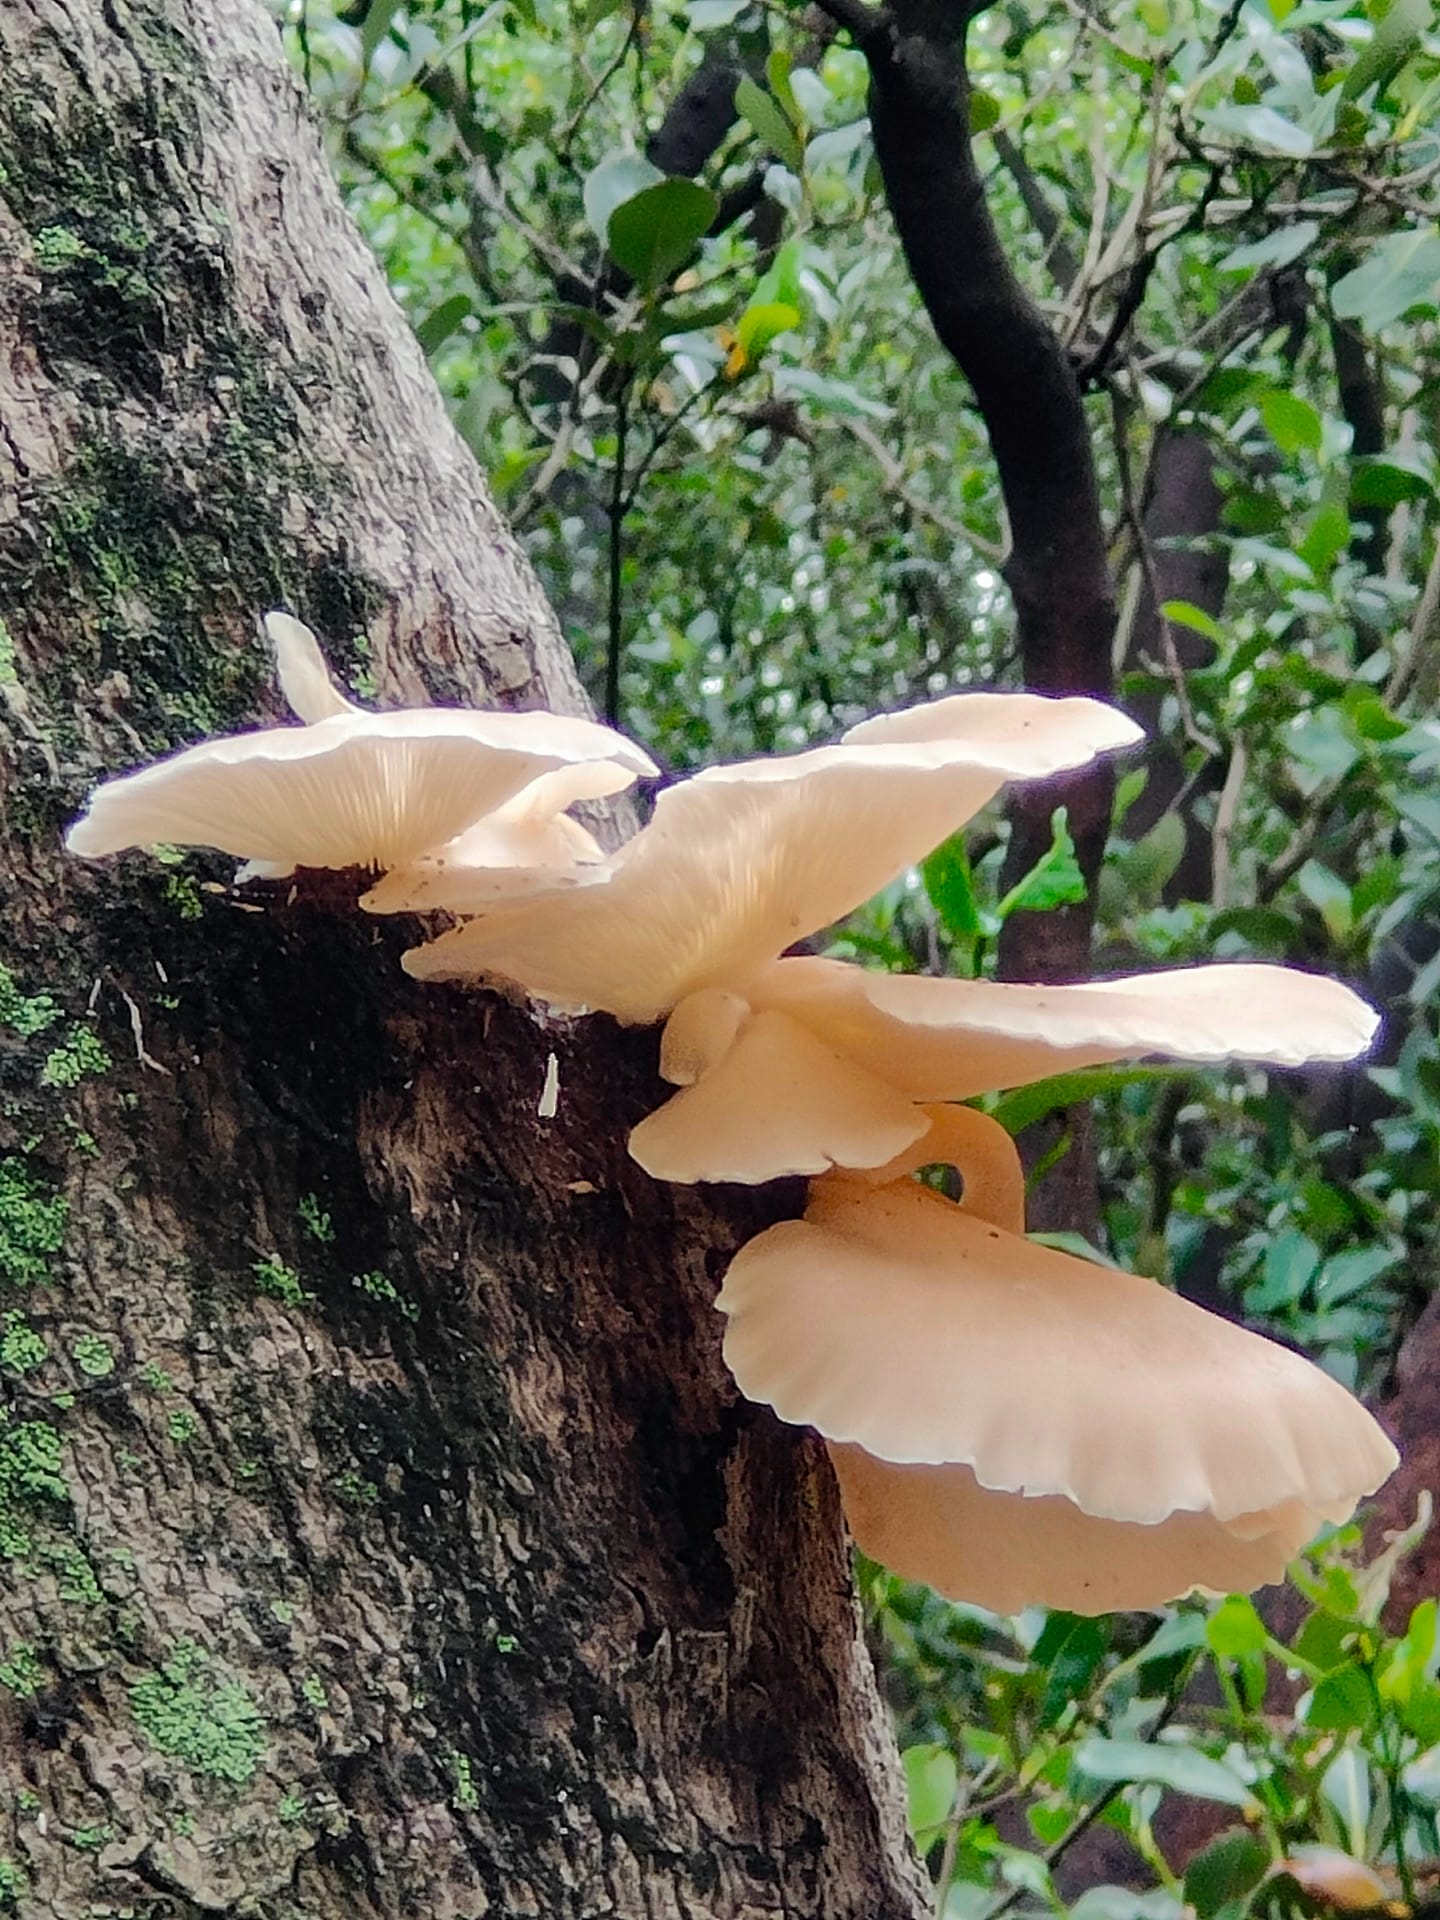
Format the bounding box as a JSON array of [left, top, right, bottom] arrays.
[[634, 959, 1379, 1188], [263, 611, 361, 723], [658, 988, 751, 1086], [360, 813, 609, 913], [842, 689, 1144, 761], [827, 1443, 1320, 1615], [403, 692, 1142, 1022], [358, 763, 626, 914], [629, 1008, 928, 1182], [66, 707, 656, 872], [718, 1175, 1398, 1526], [743, 955, 1379, 1100]]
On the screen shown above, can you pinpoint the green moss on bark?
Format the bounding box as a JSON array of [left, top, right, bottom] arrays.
[[0, 40, 384, 761]]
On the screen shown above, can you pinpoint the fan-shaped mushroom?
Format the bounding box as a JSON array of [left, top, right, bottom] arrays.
[[403, 691, 1142, 1021], [65, 613, 655, 877]]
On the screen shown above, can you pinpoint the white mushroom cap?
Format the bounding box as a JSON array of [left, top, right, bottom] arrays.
[[402, 691, 1142, 1023], [629, 1009, 928, 1182], [264, 611, 362, 723], [745, 956, 1381, 1099], [358, 763, 626, 914], [841, 689, 1142, 756], [827, 1443, 1321, 1615], [65, 614, 658, 872], [628, 957, 1379, 1188], [717, 1174, 1397, 1527]]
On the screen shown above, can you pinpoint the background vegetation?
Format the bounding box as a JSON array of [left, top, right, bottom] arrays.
[[261, 1, 1440, 1911]]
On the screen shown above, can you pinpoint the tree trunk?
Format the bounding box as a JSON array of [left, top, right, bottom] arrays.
[[0, 5, 925, 1916]]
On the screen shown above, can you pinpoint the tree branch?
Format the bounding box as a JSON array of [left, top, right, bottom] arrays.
[[858, 0, 1121, 1227]]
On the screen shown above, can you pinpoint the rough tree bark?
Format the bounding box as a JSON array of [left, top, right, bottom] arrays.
[[0, 4, 926, 1915]]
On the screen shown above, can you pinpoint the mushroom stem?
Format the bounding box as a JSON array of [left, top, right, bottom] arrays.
[[823, 1104, 1027, 1236]]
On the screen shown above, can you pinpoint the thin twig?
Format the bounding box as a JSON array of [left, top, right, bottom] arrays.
[[841, 416, 1007, 560], [557, 8, 642, 163], [1108, 386, 1221, 758], [1211, 736, 1247, 910], [605, 383, 632, 727], [1386, 518, 1440, 706], [511, 344, 621, 526]]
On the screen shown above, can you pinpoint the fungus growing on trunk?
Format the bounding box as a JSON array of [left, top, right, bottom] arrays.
[[717, 1110, 1397, 1613], [65, 613, 655, 877], [63, 652, 1398, 1616], [630, 958, 1380, 1184], [403, 692, 1143, 1018]]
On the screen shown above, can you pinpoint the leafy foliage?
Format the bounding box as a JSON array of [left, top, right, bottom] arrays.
[[272, 0, 1440, 1907]]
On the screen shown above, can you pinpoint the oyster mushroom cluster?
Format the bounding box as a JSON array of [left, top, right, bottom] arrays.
[[67, 613, 1399, 1616]]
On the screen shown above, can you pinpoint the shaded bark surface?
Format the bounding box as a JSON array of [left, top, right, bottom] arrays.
[[0, 4, 926, 1915]]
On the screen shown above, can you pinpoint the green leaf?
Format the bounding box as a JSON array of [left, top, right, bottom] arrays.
[[994, 1067, 1177, 1139], [902, 1742, 958, 1844], [1202, 103, 1314, 156], [608, 180, 719, 292], [1117, 812, 1187, 907], [1219, 221, 1321, 273], [765, 48, 801, 129], [1248, 1228, 1322, 1311], [584, 150, 665, 243], [1297, 859, 1354, 941], [1342, 0, 1430, 100], [1351, 454, 1434, 507], [998, 807, 1086, 918], [1299, 489, 1352, 578], [735, 75, 805, 171], [1306, 1662, 1377, 1734], [1162, 599, 1225, 642], [754, 238, 804, 310], [922, 833, 983, 948], [1332, 228, 1440, 330], [1314, 1245, 1402, 1306], [687, 0, 748, 23], [360, 0, 405, 63], [413, 293, 473, 356], [1073, 1738, 1258, 1809], [734, 301, 800, 360], [1261, 390, 1324, 456], [1184, 1830, 1272, 1920], [969, 88, 1001, 132], [1034, 1614, 1110, 1727], [1207, 1596, 1269, 1659]]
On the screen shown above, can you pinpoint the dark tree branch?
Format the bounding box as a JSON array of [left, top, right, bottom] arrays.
[[856, 0, 1121, 1228], [1330, 308, 1389, 579], [992, 128, 1080, 292], [806, 0, 894, 54]]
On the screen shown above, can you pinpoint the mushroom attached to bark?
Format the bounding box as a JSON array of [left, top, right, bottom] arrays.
[[403, 691, 1142, 1021], [716, 1108, 1397, 1612], [64, 612, 656, 876], [629, 958, 1380, 1185], [359, 762, 627, 912]]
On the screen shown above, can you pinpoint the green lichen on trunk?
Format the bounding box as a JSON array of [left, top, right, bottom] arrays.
[[0, 36, 384, 768]]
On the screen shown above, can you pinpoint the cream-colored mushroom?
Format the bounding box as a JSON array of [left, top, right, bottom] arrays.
[[359, 763, 627, 913], [629, 1008, 929, 1182], [626, 957, 1379, 1186], [825, 1445, 1321, 1615], [719, 1166, 1395, 1521], [403, 691, 1143, 1021], [748, 955, 1380, 1091], [65, 612, 656, 875], [716, 1101, 1395, 1613]]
